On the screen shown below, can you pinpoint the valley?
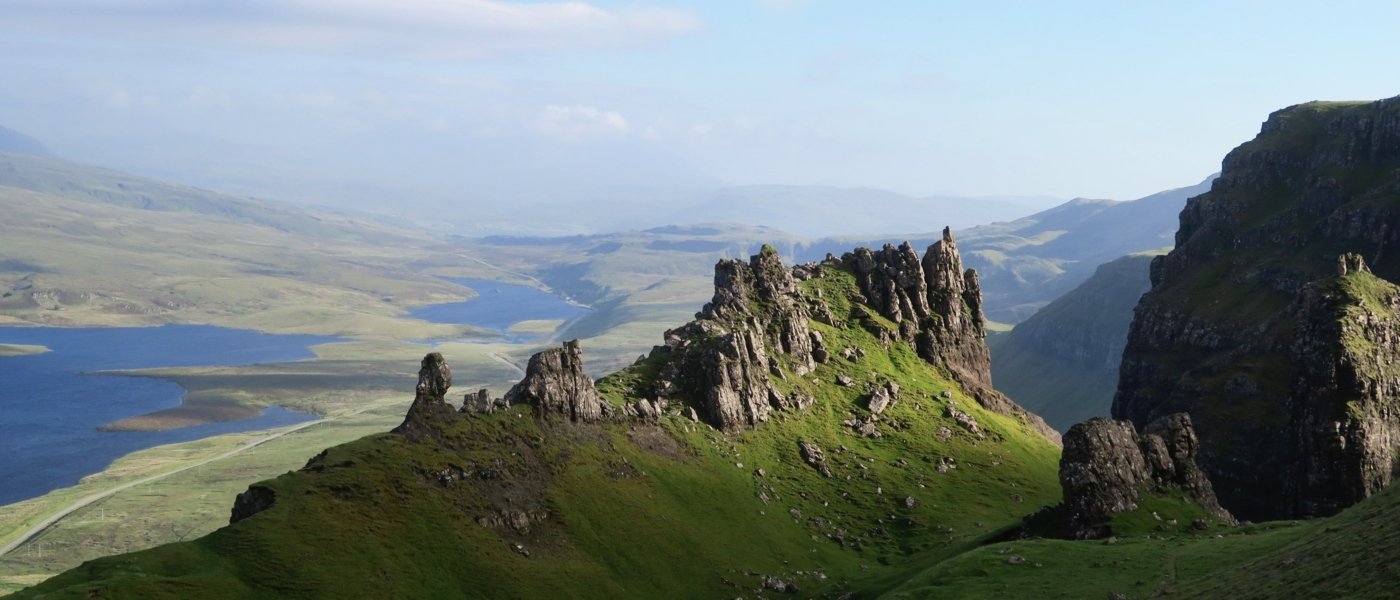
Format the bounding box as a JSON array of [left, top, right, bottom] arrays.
[[7, 96, 1400, 598]]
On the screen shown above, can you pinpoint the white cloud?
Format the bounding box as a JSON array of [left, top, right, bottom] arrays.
[[532, 105, 630, 142], [0, 1, 702, 59]]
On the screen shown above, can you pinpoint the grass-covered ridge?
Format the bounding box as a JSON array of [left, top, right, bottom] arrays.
[[889, 482, 1400, 599], [15, 252, 1400, 598], [12, 265, 1064, 598]]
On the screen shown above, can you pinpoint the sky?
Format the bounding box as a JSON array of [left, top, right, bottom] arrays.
[[1, 1, 1398, 229]]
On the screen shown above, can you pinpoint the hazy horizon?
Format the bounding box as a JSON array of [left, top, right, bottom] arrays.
[[2, 1, 1397, 233]]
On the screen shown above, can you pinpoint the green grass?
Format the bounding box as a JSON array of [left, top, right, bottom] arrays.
[[888, 482, 1400, 599], [0, 344, 47, 357], [10, 267, 1065, 599]]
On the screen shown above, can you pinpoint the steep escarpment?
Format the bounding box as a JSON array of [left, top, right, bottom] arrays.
[[992, 254, 1157, 431], [1115, 96, 1400, 520], [1288, 265, 1400, 516]]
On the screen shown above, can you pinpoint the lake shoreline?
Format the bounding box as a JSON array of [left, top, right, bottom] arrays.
[[0, 343, 49, 357]]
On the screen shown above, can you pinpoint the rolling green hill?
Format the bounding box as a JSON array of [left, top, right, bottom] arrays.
[[9, 258, 1065, 598]]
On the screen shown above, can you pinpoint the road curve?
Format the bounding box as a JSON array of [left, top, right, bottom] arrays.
[[0, 413, 344, 558]]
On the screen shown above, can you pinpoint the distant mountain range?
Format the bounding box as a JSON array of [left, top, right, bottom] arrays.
[[663, 185, 1062, 238], [797, 175, 1216, 323], [0, 126, 49, 156]]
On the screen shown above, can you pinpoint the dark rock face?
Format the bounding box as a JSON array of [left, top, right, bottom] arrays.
[[841, 229, 1059, 443], [649, 245, 818, 431], [229, 484, 276, 524], [504, 340, 606, 423], [1287, 268, 1400, 516], [1059, 414, 1232, 539], [393, 352, 462, 440], [1114, 97, 1400, 520], [844, 229, 989, 391]]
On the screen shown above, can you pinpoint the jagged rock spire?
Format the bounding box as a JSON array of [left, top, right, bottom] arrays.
[[654, 245, 817, 431], [394, 352, 462, 440], [505, 340, 606, 423], [844, 227, 991, 392]]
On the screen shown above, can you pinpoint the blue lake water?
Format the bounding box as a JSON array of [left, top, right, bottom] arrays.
[[410, 278, 589, 341], [0, 324, 338, 506]]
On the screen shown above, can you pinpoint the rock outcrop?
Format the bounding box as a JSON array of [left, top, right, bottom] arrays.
[[647, 245, 819, 430], [1287, 265, 1400, 516], [393, 352, 462, 441], [1114, 97, 1400, 520], [229, 484, 276, 524], [841, 230, 1059, 442], [636, 239, 1055, 442], [844, 229, 989, 391], [503, 340, 607, 423], [1059, 413, 1233, 539]]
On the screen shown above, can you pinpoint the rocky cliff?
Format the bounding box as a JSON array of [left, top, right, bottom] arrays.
[[1057, 413, 1233, 539], [1115, 96, 1400, 520], [642, 236, 1056, 441], [845, 228, 990, 392]]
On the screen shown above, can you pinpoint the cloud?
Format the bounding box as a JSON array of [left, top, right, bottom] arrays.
[[0, 1, 702, 59], [532, 105, 630, 142]]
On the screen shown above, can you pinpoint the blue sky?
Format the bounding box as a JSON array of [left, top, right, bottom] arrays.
[[1, 0, 1397, 211]]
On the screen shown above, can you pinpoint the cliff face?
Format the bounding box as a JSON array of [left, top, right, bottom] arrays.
[[991, 254, 1156, 431], [1114, 96, 1400, 520], [1289, 267, 1400, 516]]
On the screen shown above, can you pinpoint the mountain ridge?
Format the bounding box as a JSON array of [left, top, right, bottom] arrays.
[[1115, 96, 1400, 521]]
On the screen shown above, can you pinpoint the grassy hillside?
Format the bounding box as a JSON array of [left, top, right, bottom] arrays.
[[990, 254, 1158, 431], [10, 267, 1064, 599], [0, 155, 483, 338], [887, 481, 1400, 599], [15, 262, 1400, 599]]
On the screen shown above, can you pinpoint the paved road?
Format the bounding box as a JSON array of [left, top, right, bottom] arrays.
[[0, 413, 344, 558]]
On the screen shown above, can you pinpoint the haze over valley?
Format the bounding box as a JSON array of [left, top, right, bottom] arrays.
[[4, 2, 1400, 598]]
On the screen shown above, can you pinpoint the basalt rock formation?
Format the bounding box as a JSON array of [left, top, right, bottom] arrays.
[[1115, 96, 1400, 520], [648, 240, 1057, 442], [502, 339, 607, 423], [1058, 413, 1233, 539], [844, 228, 988, 391], [392, 352, 462, 441], [841, 230, 1057, 442], [646, 245, 820, 431]]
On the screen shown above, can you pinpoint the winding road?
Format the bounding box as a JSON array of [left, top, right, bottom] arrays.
[[0, 410, 357, 558]]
